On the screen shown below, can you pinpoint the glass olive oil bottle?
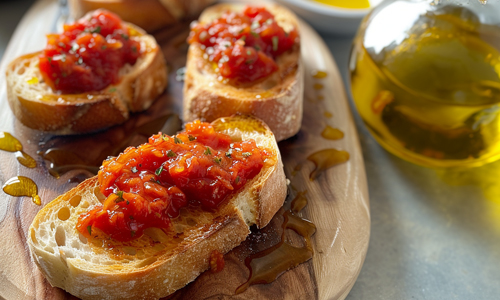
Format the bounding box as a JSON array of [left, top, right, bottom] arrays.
[[350, 0, 500, 167]]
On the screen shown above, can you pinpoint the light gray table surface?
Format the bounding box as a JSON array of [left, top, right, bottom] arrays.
[[1, 1, 499, 299]]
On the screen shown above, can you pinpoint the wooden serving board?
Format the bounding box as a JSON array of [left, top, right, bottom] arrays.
[[0, 0, 370, 299]]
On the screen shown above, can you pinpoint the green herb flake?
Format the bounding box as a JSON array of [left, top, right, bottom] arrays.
[[115, 191, 124, 203], [162, 134, 169, 142], [108, 87, 117, 93], [214, 157, 222, 164], [126, 200, 130, 205], [242, 152, 252, 158], [240, 36, 247, 41], [254, 45, 261, 51], [167, 150, 177, 158], [132, 46, 137, 53], [204, 147, 212, 155], [225, 150, 232, 158], [48, 57, 52, 63], [247, 50, 252, 56], [87, 225, 92, 235], [251, 31, 259, 38], [121, 33, 129, 40], [91, 26, 101, 34], [155, 166, 164, 176], [101, 45, 107, 50], [272, 36, 279, 52], [174, 137, 182, 144], [235, 176, 241, 184], [188, 135, 196, 141]]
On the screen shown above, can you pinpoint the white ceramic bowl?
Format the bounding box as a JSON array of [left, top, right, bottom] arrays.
[[275, 0, 381, 36]]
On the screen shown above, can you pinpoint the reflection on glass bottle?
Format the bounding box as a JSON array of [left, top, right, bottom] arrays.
[[350, 0, 500, 167]]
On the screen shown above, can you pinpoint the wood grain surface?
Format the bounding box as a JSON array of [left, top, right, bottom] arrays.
[[0, 0, 370, 299]]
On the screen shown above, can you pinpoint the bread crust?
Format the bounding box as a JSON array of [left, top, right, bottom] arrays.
[[69, 0, 216, 33], [183, 3, 304, 142], [28, 115, 286, 299], [5, 20, 168, 135]]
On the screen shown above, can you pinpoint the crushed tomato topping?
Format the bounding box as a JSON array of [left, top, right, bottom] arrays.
[[38, 10, 141, 94], [77, 120, 271, 242], [188, 6, 298, 84]]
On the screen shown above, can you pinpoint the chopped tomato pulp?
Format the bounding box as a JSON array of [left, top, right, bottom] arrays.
[[188, 6, 298, 84], [77, 121, 271, 242], [38, 10, 141, 94]]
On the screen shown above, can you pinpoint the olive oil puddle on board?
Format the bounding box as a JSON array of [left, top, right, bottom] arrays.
[[0, 132, 40, 204], [321, 125, 344, 140], [310, 70, 327, 102], [308, 149, 350, 180], [311, 70, 328, 79], [437, 161, 500, 231], [0, 132, 36, 168], [38, 114, 182, 179], [2, 176, 41, 205], [235, 191, 316, 294]]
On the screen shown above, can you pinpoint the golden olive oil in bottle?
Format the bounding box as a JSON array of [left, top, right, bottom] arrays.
[[350, 2, 500, 167]]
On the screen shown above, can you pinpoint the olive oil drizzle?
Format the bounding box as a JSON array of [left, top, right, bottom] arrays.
[[2, 176, 41, 205], [38, 114, 182, 178], [321, 125, 344, 140], [235, 191, 316, 294], [0, 132, 36, 168], [15, 151, 37, 168], [313, 83, 324, 90], [307, 149, 350, 180], [311, 70, 328, 79], [0, 132, 40, 204]]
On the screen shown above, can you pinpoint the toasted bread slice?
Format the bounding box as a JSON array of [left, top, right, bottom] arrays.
[[183, 3, 304, 142], [69, 0, 216, 33], [5, 18, 168, 135], [28, 115, 287, 300]]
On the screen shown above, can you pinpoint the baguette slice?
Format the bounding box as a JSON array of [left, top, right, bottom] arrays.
[[6, 15, 168, 135], [69, 0, 216, 33], [183, 3, 304, 142], [28, 115, 287, 300]]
